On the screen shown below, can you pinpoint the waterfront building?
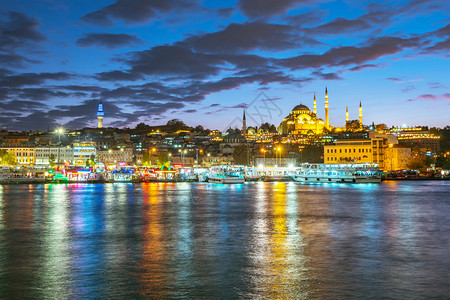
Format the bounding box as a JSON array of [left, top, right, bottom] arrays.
[[391, 127, 440, 154], [324, 137, 387, 169], [73, 142, 96, 166], [35, 146, 74, 165], [1, 134, 30, 146], [384, 144, 411, 171], [0, 147, 35, 165], [97, 148, 133, 166]]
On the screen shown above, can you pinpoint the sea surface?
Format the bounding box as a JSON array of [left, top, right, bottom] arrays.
[[0, 181, 449, 299]]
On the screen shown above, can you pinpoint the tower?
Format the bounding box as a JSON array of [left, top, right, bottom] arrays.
[[325, 87, 329, 128], [346, 106, 349, 123], [97, 100, 104, 128], [313, 94, 317, 115], [359, 101, 363, 129], [242, 109, 246, 136]]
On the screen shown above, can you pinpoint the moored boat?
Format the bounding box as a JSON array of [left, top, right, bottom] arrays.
[[292, 163, 381, 183]]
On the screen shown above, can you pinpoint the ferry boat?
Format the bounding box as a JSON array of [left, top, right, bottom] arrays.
[[292, 163, 381, 183], [207, 167, 245, 184]]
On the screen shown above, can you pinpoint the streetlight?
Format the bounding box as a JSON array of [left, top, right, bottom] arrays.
[[55, 128, 64, 165], [260, 148, 267, 167], [277, 147, 281, 167]]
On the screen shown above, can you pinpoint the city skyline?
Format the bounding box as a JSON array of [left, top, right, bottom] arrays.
[[1, 0, 449, 131]]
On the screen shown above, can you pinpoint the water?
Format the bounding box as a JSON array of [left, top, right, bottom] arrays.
[[0, 181, 448, 299]]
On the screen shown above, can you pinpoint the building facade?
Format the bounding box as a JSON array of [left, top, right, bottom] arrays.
[[35, 146, 74, 165], [324, 138, 387, 169]]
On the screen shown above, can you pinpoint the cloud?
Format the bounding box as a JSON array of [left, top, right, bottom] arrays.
[[94, 70, 144, 81], [0, 72, 73, 88], [81, 0, 197, 26], [238, 0, 311, 19], [0, 53, 41, 68], [124, 45, 226, 79], [0, 99, 47, 111], [181, 22, 308, 53], [407, 93, 450, 102], [0, 12, 46, 50], [348, 64, 379, 72], [426, 38, 450, 53], [76, 33, 143, 48], [305, 18, 371, 35], [279, 36, 422, 70]]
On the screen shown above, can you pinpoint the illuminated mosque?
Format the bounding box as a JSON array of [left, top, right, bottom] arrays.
[[277, 88, 363, 135]]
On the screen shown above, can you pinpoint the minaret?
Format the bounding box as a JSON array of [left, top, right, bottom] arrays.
[[325, 87, 329, 128], [345, 106, 349, 123], [242, 109, 246, 137], [313, 94, 317, 115], [359, 101, 363, 129], [97, 100, 104, 128]]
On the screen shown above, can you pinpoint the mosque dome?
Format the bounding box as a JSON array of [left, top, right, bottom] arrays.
[[292, 104, 311, 113]]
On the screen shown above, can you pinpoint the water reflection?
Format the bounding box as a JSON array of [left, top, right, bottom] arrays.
[[0, 182, 448, 299]]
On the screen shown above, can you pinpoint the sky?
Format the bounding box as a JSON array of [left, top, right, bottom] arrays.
[[0, 0, 449, 131]]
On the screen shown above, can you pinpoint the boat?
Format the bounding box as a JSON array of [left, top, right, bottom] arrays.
[[207, 167, 245, 184], [292, 163, 381, 183]]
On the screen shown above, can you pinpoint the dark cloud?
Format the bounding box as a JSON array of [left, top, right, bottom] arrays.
[[76, 33, 143, 48], [238, 0, 310, 19], [432, 24, 450, 37], [216, 7, 234, 18], [280, 36, 422, 70], [81, 0, 197, 26], [386, 77, 403, 82], [125, 45, 226, 79], [0, 111, 57, 131], [0, 53, 41, 68], [0, 99, 47, 111], [426, 38, 450, 52], [287, 11, 324, 26], [407, 93, 450, 102], [181, 22, 307, 53], [305, 18, 371, 35], [0, 72, 73, 88], [15, 88, 69, 101], [0, 12, 45, 50], [311, 70, 343, 80], [55, 85, 108, 92], [94, 70, 144, 81], [348, 64, 379, 72]]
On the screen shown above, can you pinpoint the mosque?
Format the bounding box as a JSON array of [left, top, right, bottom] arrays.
[[277, 88, 363, 135]]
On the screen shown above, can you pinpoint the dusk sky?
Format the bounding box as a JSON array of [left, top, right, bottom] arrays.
[[1, 0, 449, 131]]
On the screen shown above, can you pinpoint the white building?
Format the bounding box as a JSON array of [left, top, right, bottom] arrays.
[[35, 146, 74, 165], [73, 142, 96, 166]]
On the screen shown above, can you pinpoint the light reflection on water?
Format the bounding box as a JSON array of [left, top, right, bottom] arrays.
[[0, 181, 449, 299]]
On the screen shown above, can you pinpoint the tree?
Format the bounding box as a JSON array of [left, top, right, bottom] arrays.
[[0, 150, 17, 165], [166, 119, 187, 131], [375, 123, 388, 131], [86, 154, 96, 167], [407, 155, 434, 172], [49, 153, 56, 167], [233, 145, 252, 165], [157, 154, 170, 168], [346, 120, 361, 132], [135, 122, 150, 131], [435, 156, 450, 169], [194, 125, 205, 133], [300, 145, 324, 163]]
